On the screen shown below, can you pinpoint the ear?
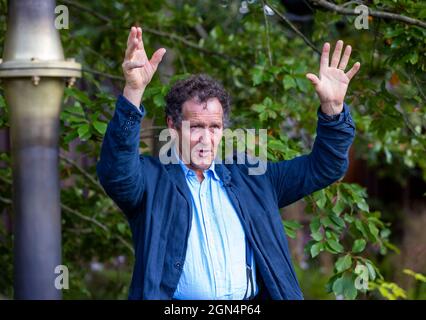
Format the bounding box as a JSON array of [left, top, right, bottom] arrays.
[[166, 116, 173, 128], [166, 116, 178, 140]]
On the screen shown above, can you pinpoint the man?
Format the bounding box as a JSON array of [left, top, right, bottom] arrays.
[[97, 26, 359, 300]]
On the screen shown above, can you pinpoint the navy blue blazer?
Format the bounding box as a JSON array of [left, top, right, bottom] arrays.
[[96, 94, 355, 300]]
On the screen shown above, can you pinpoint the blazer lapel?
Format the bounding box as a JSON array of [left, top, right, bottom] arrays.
[[163, 145, 193, 208]]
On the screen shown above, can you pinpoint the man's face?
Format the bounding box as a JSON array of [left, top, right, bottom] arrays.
[[169, 97, 224, 170]]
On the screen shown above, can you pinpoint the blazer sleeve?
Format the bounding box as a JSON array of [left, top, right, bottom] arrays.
[[96, 94, 146, 219], [267, 103, 356, 208]]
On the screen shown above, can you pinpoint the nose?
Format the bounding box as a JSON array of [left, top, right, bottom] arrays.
[[199, 127, 212, 143]]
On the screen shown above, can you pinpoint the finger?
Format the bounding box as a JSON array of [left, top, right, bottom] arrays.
[[123, 60, 145, 72], [320, 42, 330, 73], [137, 27, 144, 50], [306, 73, 320, 87], [137, 27, 150, 62], [345, 62, 361, 80], [338, 45, 352, 71], [330, 40, 344, 68], [125, 26, 139, 61], [149, 48, 167, 72], [125, 37, 139, 61], [127, 26, 137, 47]]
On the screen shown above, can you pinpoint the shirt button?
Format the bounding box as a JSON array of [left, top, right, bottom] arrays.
[[174, 262, 182, 270]]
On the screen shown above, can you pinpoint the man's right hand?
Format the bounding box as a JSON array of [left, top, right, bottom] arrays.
[[122, 26, 166, 107]]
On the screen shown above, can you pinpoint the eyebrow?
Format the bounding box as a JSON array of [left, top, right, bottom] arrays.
[[190, 121, 222, 127]]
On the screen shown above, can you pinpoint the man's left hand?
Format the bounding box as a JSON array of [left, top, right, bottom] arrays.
[[306, 40, 361, 116]]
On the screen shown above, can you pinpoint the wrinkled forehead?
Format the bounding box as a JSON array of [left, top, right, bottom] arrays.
[[182, 97, 223, 123]]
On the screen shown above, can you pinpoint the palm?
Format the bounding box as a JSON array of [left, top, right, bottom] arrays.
[[129, 49, 155, 87], [306, 41, 360, 115], [122, 27, 166, 90], [317, 67, 349, 105]]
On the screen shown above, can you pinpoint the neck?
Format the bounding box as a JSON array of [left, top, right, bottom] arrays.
[[174, 145, 209, 183], [193, 169, 205, 183]]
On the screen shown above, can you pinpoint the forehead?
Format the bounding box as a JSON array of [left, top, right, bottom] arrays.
[[182, 97, 223, 123]]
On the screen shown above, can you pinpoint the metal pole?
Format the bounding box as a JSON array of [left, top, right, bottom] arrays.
[[0, 0, 81, 299]]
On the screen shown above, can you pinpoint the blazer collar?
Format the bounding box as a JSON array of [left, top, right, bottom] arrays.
[[163, 143, 232, 189]]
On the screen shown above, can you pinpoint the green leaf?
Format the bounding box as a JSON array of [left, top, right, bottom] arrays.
[[285, 228, 296, 239], [368, 221, 380, 241], [332, 273, 357, 300], [295, 77, 310, 93], [331, 275, 344, 296], [352, 239, 366, 253], [310, 242, 323, 258], [409, 51, 418, 64], [326, 239, 344, 253], [403, 269, 426, 283], [252, 66, 264, 85], [355, 219, 368, 238], [283, 220, 302, 230], [365, 261, 377, 281], [310, 216, 321, 233], [335, 254, 352, 273], [380, 228, 391, 238], [93, 121, 107, 135], [383, 241, 400, 254], [283, 220, 302, 239], [329, 214, 345, 229], [65, 102, 85, 115], [117, 223, 127, 235], [153, 94, 165, 107], [320, 216, 333, 228], [66, 87, 92, 106], [311, 230, 323, 241], [332, 198, 346, 215], [77, 124, 91, 140], [326, 274, 340, 294], [251, 103, 265, 113], [344, 214, 354, 224], [315, 190, 327, 209], [332, 202, 345, 216], [344, 279, 358, 300], [356, 198, 369, 212], [283, 74, 297, 90], [63, 130, 79, 144]]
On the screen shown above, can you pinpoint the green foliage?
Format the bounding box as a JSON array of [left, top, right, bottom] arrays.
[[0, 0, 424, 299], [403, 269, 426, 283], [369, 279, 407, 300]]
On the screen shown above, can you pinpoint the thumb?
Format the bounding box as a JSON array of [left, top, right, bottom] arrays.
[[306, 73, 320, 86], [150, 48, 166, 72]]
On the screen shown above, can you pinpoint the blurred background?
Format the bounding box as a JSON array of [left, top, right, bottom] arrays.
[[0, 0, 425, 299]]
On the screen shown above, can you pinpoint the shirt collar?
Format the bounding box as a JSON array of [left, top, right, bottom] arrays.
[[172, 144, 220, 181]]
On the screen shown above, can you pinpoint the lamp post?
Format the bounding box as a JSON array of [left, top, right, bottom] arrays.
[[0, 0, 81, 299]]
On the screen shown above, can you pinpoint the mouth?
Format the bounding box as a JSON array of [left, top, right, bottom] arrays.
[[196, 149, 212, 158]]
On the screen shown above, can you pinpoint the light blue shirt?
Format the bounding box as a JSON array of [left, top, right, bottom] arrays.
[[172, 151, 258, 300]]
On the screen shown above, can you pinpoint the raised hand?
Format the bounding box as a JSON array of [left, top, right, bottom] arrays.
[[306, 40, 360, 116], [122, 26, 166, 106]]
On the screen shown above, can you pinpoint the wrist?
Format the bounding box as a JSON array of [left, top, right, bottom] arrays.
[[123, 85, 145, 108], [320, 102, 344, 116]]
